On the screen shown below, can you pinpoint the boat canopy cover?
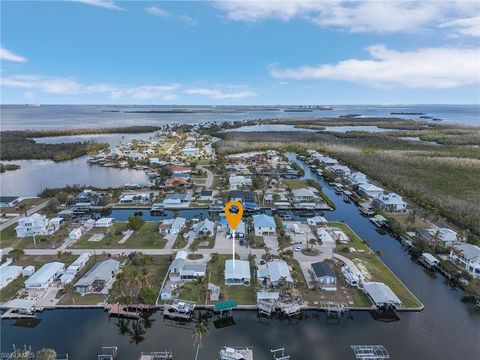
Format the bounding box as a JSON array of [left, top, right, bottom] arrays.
[[215, 299, 238, 312]]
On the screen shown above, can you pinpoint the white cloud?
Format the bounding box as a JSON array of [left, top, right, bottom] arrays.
[[74, 0, 125, 11], [214, 0, 480, 35], [145, 6, 197, 25], [0, 47, 27, 62], [185, 87, 257, 99], [440, 16, 480, 37], [270, 45, 480, 88]]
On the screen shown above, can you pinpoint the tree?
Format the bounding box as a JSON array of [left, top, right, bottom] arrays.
[[18, 203, 27, 216], [128, 215, 145, 231], [189, 240, 199, 255], [36, 348, 57, 360], [192, 276, 207, 302], [47, 198, 60, 212], [10, 248, 24, 261], [431, 230, 442, 254], [192, 321, 209, 348], [309, 238, 317, 250]]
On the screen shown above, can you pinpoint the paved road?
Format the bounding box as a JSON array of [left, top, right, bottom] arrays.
[[0, 200, 50, 231], [198, 165, 214, 189]]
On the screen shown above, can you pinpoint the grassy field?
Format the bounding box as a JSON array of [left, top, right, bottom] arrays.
[[207, 254, 256, 305], [0, 224, 19, 248], [331, 222, 422, 308], [125, 222, 166, 248]]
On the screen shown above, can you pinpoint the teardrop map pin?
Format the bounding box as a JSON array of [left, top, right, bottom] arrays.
[[224, 200, 243, 269]]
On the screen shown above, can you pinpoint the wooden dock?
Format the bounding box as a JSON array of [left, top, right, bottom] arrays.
[[104, 304, 154, 319]]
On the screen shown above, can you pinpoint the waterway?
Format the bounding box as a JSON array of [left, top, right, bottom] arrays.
[[1, 154, 479, 359]]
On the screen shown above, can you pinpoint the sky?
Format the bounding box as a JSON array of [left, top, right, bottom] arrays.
[[1, 0, 480, 105]]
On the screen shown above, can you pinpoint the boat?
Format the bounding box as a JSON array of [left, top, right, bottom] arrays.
[[219, 347, 254, 360], [163, 300, 195, 319], [390, 112, 425, 115], [432, 118, 443, 121]]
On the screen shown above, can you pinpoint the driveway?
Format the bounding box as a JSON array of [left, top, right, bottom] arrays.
[[198, 165, 214, 189], [0, 200, 50, 231]]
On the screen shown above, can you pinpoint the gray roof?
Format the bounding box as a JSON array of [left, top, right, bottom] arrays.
[[454, 244, 480, 261], [363, 282, 402, 306], [74, 259, 119, 287], [267, 260, 293, 283]]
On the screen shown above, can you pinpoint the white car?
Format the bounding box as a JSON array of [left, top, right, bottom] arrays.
[[294, 246, 303, 252]]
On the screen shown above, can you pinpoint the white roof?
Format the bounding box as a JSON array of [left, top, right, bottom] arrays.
[[422, 253, 439, 264], [5, 298, 35, 311], [256, 291, 279, 301], [359, 183, 384, 192], [317, 228, 336, 244], [225, 259, 251, 280], [267, 260, 293, 283], [363, 282, 402, 306], [0, 265, 23, 281], [175, 250, 188, 260], [453, 244, 480, 262], [74, 259, 119, 287], [96, 217, 114, 224], [292, 188, 316, 197], [25, 262, 65, 287]]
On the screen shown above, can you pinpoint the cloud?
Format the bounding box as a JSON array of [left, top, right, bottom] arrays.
[[270, 45, 480, 88], [440, 16, 480, 37], [213, 1, 480, 34], [145, 6, 197, 25], [185, 87, 257, 99], [0, 47, 27, 62], [74, 0, 125, 11]]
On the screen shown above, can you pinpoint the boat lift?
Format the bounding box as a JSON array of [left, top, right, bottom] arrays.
[[271, 348, 290, 359], [351, 345, 390, 360]]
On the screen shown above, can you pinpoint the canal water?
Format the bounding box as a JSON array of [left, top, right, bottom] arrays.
[[1, 154, 479, 359]]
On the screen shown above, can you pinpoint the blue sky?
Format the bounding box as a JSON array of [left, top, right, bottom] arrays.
[[1, 1, 479, 104]]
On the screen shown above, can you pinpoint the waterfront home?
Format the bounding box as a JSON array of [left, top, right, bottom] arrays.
[[253, 214, 276, 236], [307, 216, 327, 226], [74, 259, 120, 294], [229, 190, 256, 204], [95, 217, 114, 228], [0, 196, 19, 208], [449, 244, 480, 277], [0, 265, 23, 289], [311, 262, 337, 291], [328, 165, 351, 177], [357, 183, 384, 199], [225, 259, 251, 286], [68, 228, 82, 241], [159, 217, 186, 235], [263, 189, 288, 204], [316, 228, 336, 246], [119, 192, 151, 204], [60, 253, 90, 284], [316, 155, 339, 166], [257, 259, 293, 287], [15, 213, 50, 237], [348, 171, 368, 186], [193, 218, 215, 236], [363, 282, 402, 309], [168, 252, 206, 282], [227, 220, 246, 238], [166, 164, 191, 175], [25, 262, 65, 290], [124, 151, 146, 161], [198, 190, 213, 201], [165, 177, 189, 187], [292, 188, 316, 203], [163, 193, 189, 207], [76, 189, 98, 200], [229, 175, 252, 189], [372, 192, 407, 213], [417, 227, 459, 247]]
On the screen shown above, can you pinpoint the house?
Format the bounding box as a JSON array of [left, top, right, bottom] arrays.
[[60, 253, 90, 284], [225, 259, 251, 286], [193, 219, 215, 236], [316, 228, 336, 246], [373, 192, 407, 213], [22, 265, 35, 277], [74, 259, 120, 294], [307, 216, 327, 226], [417, 228, 459, 247], [0, 196, 20, 208], [229, 175, 252, 189], [449, 244, 480, 277], [165, 177, 189, 187], [257, 260, 293, 287], [168, 252, 206, 282], [357, 183, 384, 199], [119, 193, 151, 204], [363, 282, 402, 309], [95, 218, 114, 228], [198, 190, 213, 201], [317, 156, 338, 166], [329, 165, 351, 177], [15, 213, 50, 237], [48, 217, 64, 232], [69, 228, 82, 241], [229, 191, 256, 204], [311, 262, 337, 291], [163, 193, 188, 207], [263, 189, 288, 204], [159, 217, 186, 235], [227, 221, 246, 239], [292, 188, 316, 203], [166, 164, 191, 175], [24, 262, 65, 289], [253, 214, 276, 236], [0, 265, 23, 289], [348, 172, 368, 186]]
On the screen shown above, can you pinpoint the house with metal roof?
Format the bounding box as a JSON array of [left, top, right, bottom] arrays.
[[0, 265, 23, 289], [357, 183, 384, 199], [449, 244, 480, 277], [159, 217, 186, 235], [363, 282, 402, 309], [193, 218, 215, 236], [311, 262, 337, 291], [253, 214, 276, 236], [417, 227, 459, 247], [373, 192, 407, 213], [348, 171, 368, 186], [168, 252, 206, 282], [225, 259, 251, 286], [25, 262, 65, 289], [292, 188, 316, 203], [74, 259, 120, 294], [257, 259, 293, 287]]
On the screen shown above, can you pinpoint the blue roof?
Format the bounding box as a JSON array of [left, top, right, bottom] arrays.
[[253, 214, 276, 228]]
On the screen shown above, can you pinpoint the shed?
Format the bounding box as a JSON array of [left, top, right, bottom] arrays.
[[22, 265, 35, 277]]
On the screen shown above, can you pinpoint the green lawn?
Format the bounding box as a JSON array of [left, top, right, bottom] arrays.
[[207, 254, 256, 305], [125, 222, 166, 248], [0, 224, 19, 248], [332, 222, 422, 309], [0, 276, 25, 302], [172, 234, 187, 249]]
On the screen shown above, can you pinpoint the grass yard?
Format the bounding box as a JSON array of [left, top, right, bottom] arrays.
[[0, 224, 19, 248], [0, 276, 25, 302], [172, 234, 188, 249], [332, 222, 422, 308], [207, 254, 256, 305], [125, 222, 166, 248]]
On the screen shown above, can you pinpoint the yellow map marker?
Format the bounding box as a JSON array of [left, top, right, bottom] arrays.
[[224, 200, 243, 269]]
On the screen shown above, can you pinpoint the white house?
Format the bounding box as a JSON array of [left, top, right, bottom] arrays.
[[329, 165, 351, 177], [24, 262, 65, 289], [60, 252, 90, 284], [253, 214, 276, 236], [357, 183, 384, 199], [292, 188, 316, 203], [74, 259, 120, 294], [417, 228, 459, 247], [225, 259, 251, 286], [317, 228, 336, 246], [229, 175, 252, 189], [193, 219, 215, 236], [159, 217, 186, 235], [449, 244, 480, 277], [163, 193, 188, 207], [15, 213, 50, 237], [48, 217, 64, 232], [311, 262, 337, 291], [373, 192, 407, 213], [95, 218, 114, 228], [0, 265, 23, 289], [307, 216, 327, 226], [348, 172, 368, 186], [119, 193, 151, 204], [69, 228, 83, 241], [168, 252, 206, 282], [22, 265, 35, 277], [257, 260, 293, 287]]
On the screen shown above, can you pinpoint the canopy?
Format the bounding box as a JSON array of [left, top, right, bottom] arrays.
[[214, 299, 237, 312]]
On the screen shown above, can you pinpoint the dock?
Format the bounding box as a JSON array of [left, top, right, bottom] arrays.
[[104, 304, 154, 319]]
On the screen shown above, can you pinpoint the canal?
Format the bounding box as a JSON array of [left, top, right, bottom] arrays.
[[1, 154, 479, 359]]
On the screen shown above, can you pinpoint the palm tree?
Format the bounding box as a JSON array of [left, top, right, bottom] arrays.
[[432, 230, 441, 254], [137, 267, 151, 296], [192, 276, 208, 302], [116, 318, 130, 336], [192, 321, 209, 348], [18, 203, 27, 217], [309, 238, 316, 250], [189, 241, 199, 256], [210, 252, 219, 264], [406, 209, 417, 230]]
